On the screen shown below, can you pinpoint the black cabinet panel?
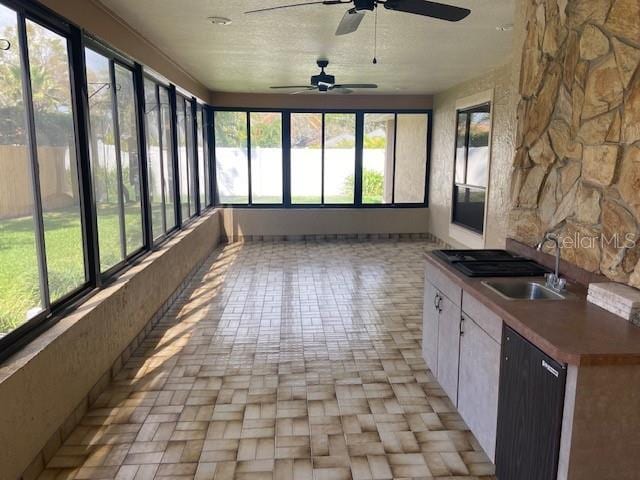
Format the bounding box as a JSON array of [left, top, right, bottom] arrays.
[[495, 325, 566, 480]]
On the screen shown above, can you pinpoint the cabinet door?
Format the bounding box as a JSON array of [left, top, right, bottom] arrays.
[[495, 325, 566, 480], [458, 314, 501, 461], [436, 293, 461, 404], [422, 280, 439, 374]]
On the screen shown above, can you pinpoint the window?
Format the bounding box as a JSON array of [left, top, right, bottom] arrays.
[[185, 99, 197, 216], [159, 87, 176, 230], [0, 4, 43, 333], [250, 112, 282, 204], [291, 113, 322, 204], [214, 110, 430, 207], [214, 111, 248, 204], [363, 114, 394, 204], [394, 114, 429, 203], [291, 113, 355, 205], [176, 96, 191, 220], [85, 47, 144, 272], [452, 104, 491, 234], [324, 113, 355, 204], [0, 6, 90, 339], [143, 78, 164, 239], [28, 21, 87, 301], [196, 104, 209, 208]]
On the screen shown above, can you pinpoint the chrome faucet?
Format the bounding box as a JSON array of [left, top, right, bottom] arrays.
[[536, 233, 566, 292]]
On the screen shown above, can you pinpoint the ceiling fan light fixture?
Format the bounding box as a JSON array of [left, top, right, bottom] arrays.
[[208, 16, 232, 26]]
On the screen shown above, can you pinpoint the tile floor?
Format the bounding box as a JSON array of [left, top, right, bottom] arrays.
[[39, 240, 496, 480]]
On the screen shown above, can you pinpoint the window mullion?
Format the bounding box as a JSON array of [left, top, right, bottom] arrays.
[[321, 113, 325, 205], [70, 27, 100, 288], [391, 113, 398, 204], [133, 63, 153, 250], [208, 107, 218, 206], [17, 12, 50, 309], [168, 86, 181, 226], [247, 112, 252, 205], [155, 84, 167, 235], [282, 112, 291, 207], [354, 112, 363, 207], [109, 60, 127, 259], [190, 98, 200, 214]]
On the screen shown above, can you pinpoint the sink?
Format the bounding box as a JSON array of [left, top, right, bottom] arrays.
[[482, 280, 566, 300]]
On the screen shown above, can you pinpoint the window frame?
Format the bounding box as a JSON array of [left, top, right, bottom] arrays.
[[0, 0, 213, 361], [451, 102, 491, 235], [212, 108, 432, 209], [83, 39, 148, 278]]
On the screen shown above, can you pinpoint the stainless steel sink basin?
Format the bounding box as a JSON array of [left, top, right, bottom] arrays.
[[482, 280, 566, 300]]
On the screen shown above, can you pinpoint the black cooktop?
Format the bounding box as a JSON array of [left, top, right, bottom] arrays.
[[433, 249, 523, 263], [433, 249, 549, 278]]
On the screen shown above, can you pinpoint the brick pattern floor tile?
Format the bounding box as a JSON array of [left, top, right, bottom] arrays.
[[39, 240, 496, 480]]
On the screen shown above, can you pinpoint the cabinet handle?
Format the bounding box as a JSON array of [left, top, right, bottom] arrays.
[[434, 293, 440, 311], [437, 295, 443, 313], [460, 316, 465, 336]]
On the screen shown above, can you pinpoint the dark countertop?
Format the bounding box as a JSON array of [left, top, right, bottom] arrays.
[[425, 252, 640, 366]]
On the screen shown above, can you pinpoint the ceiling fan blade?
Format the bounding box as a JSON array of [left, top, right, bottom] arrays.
[[246, 1, 349, 15], [333, 83, 378, 89], [270, 85, 315, 89], [292, 87, 319, 94], [383, 0, 471, 22], [334, 87, 354, 94], [335, 8, 365, 35]]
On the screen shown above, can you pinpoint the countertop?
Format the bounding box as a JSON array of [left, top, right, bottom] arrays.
[[425, 252, 640, 366]]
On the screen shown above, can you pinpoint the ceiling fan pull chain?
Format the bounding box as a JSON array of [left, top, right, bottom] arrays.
[[372, 7, 378, 64]]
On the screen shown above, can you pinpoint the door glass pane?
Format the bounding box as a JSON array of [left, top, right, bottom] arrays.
[[363, 113, 394, 204], [324, 113, 355, 204], [159, 87, 175, 229], [455, 111, 467, 185], [176, 97, 189, 220], [197, 105, 207, 208], [85, 48, 121, 271], [214, 111, 248, 204], [114, 64, 143, 254], [144, 79, 163, 239], [250, 112, 282, 204], [393, 113, 428, 203], [467, 108, 491, 187], [0, 5, 43, 333], [291, 113, 321, 204], [27, 20, 86, 300]]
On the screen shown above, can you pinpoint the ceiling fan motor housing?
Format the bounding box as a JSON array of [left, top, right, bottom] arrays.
[[354, 0, 376, 11]]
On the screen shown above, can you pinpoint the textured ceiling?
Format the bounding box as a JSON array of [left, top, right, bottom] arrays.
[[97, 0, 515, 95]]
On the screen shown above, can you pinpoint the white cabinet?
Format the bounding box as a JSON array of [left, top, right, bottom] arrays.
[[422, 259, 502, 461], [458, 313, 501, 461], [422, 280, 440, 374], [437, 293, 461, 404]]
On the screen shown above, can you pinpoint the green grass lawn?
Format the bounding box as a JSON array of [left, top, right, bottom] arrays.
[[0, 204, 143, 334]]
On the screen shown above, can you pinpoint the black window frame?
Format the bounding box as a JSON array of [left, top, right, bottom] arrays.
[[83, 38, 148, 279], [211, 108, 432, 209], [451, 102, 491, 235], [0, 0, 213, 361]]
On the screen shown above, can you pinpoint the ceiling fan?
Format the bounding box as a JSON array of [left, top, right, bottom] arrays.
[[270, 60, 377, 94], [246, 0, 471, 36]]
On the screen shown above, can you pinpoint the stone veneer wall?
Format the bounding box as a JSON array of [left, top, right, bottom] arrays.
[[509, 0, 640, 286]]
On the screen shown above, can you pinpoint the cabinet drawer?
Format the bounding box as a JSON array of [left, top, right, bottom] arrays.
[[425, 261, 462, 305], [462, 291, 502, 343]]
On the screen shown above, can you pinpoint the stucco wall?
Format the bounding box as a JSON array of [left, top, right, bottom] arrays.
[[428, 0, 526, 249], [0, 211, 221, 480], [220, 208, 430, 241], [428, 64, 520, 248]]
